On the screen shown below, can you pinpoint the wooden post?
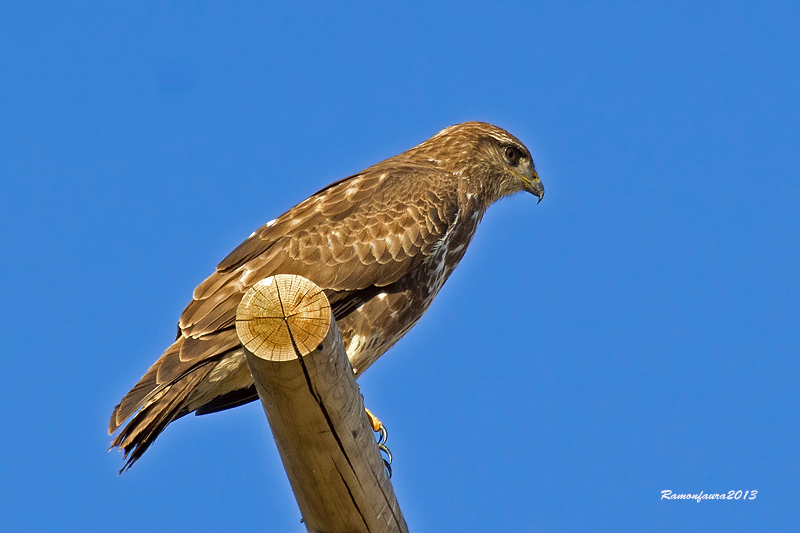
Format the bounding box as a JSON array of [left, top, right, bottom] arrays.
[[235, 274, 408, 533]]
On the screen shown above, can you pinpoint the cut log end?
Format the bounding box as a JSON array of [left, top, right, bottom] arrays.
[[235, 274, 332, 361]]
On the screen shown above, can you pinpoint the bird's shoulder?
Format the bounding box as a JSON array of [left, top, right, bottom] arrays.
[[217, 160, 460, 275]]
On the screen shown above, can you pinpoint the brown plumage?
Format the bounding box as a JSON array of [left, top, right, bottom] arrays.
[[109, 121, 544, 470]]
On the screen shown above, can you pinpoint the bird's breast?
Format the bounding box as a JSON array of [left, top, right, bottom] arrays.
[[341, 209, 482, 375]]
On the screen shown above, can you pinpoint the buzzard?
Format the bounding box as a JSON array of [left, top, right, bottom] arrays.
[[110, 121, 544, 470]]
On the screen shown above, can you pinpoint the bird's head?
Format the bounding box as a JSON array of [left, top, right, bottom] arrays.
[[421, 122, 544, 205]]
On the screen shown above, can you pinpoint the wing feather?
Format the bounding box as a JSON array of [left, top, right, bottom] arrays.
[[113, 162, 459, 443], [179, 329, 239, 363], [185, 164, 453, 327]]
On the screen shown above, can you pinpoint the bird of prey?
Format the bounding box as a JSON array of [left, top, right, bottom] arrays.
[[109, 121, 544, 470]]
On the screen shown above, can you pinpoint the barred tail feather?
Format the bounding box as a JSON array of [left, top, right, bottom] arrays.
[[110, 365, 214, 472], [108, 339, 185, 435]]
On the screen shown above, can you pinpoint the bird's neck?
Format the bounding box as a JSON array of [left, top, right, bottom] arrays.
[[456, 168, 500, 215]]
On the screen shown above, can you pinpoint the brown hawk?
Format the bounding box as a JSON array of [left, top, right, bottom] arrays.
[[109, 121, 544, 470]]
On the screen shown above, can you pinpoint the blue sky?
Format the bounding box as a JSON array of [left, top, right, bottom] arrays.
[[2, 2, 798, 531]]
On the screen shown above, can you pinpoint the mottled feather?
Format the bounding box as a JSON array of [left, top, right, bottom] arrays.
[[109, 121, 543, 470]]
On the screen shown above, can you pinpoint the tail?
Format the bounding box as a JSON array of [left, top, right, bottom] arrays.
[[108, 336, 222, 472]]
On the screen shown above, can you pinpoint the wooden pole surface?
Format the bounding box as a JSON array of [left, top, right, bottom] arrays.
[[236, 274, 408, 533]]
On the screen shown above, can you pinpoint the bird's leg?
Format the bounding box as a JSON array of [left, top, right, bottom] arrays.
[[358, 386, 393, 477], [364, 407, 383, 432]]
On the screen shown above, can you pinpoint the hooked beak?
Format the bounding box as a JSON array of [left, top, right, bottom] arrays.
[[518, 169, 544, 203]]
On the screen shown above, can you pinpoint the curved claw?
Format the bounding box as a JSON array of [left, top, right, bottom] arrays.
[[377, 425, 388, 446], [376, 426, 392, 478], [378, 441, 393, 478], [378, 442, 392, 464]]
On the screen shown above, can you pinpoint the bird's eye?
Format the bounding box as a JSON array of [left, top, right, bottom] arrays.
[[504, 146, 519, 165]]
